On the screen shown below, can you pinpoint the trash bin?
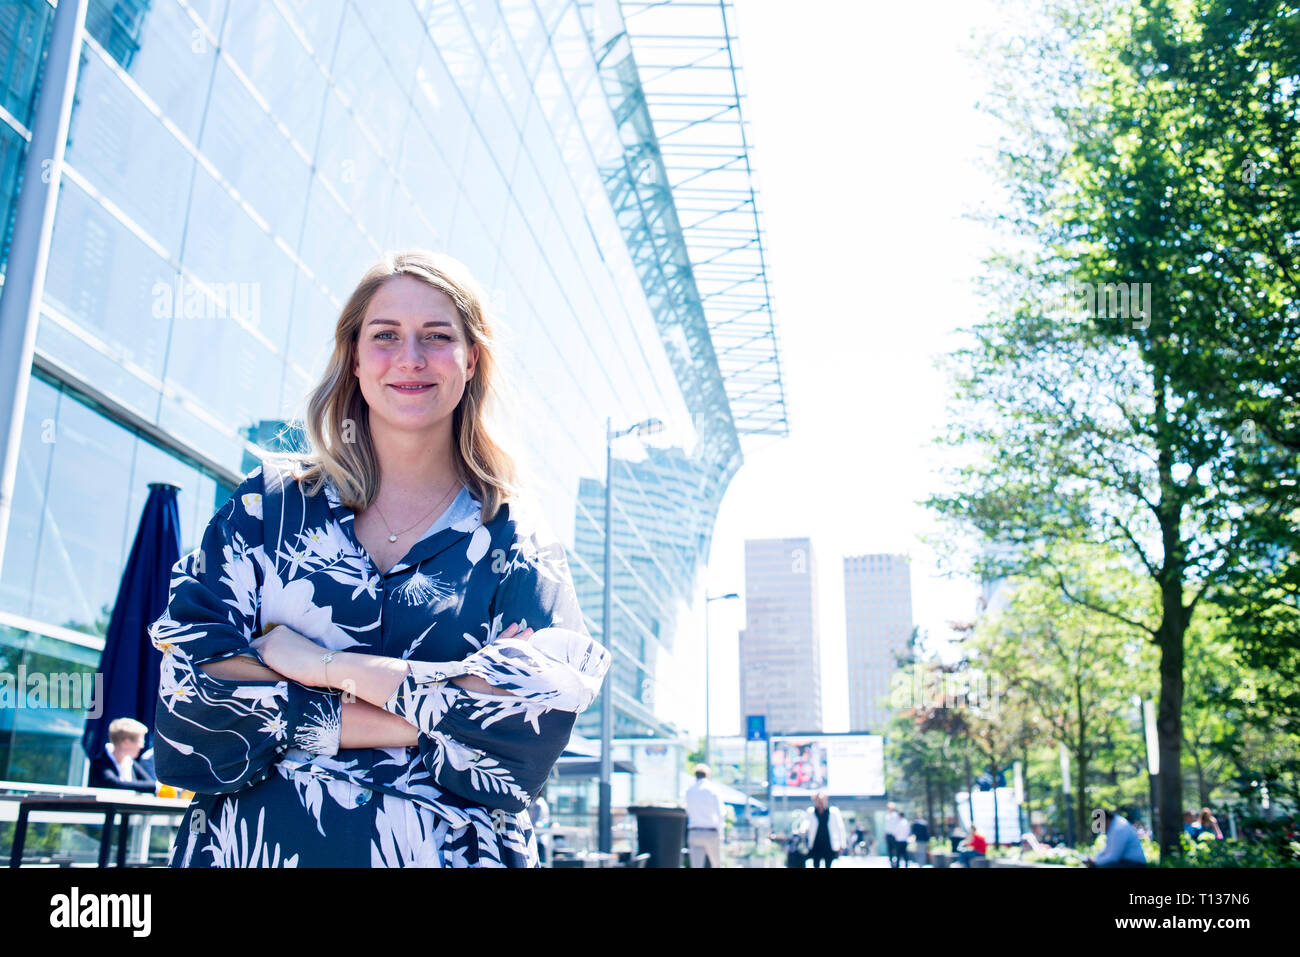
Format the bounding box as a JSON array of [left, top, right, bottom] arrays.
[[629, 805, 688, 868]]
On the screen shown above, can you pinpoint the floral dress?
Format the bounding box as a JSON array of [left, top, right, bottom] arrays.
[[147, 457, 609, 867]]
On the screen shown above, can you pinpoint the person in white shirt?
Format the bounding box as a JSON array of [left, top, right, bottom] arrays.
[[885, 803, 914, 868], [684, 764, 727, 868]]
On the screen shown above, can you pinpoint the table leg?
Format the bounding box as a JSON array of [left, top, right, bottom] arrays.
[[98, 810, 117, 867], [116, 812, 130, 867], [10, 805, 31, 867]]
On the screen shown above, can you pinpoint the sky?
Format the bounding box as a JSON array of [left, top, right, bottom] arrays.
[[675, 0, 1008, 739]]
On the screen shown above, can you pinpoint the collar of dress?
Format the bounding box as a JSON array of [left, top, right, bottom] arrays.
[[321, 476, 493, 578]]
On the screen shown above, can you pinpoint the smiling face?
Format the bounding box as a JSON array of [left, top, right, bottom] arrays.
[[352, 274, 479, 436]]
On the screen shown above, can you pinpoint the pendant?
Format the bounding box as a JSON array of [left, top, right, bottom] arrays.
[[389, 534, 397, 542]]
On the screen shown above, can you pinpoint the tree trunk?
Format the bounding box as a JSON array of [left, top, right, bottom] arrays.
[[1154, 378, 1189, 859], [990, 760, 1002, 845], [924, 769, 934, 838], [1156, 614, 1186, 856], [1076, 755, 1089, 846]]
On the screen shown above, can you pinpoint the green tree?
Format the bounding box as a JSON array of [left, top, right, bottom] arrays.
[[972, 553, 1156, 840], [932, 0, 1300, 855]]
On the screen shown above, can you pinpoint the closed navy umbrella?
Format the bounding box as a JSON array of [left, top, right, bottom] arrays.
[[81, 481, 182, 765]]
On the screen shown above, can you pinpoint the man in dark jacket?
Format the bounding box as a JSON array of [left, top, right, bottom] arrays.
[[88, 717, 157, 792], [911, 812, 930, 866]]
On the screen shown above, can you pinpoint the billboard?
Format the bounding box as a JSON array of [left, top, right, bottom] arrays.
[[770, 734, 885, 797], [956, 788, 1023, 845]]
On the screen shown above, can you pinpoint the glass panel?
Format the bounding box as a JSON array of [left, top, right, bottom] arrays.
[[178, 163, 296, 355], [187, 0, 228, 39], [282, 272, 339, 410], [331, 3, 406, 164], [0, 376, 58, 618], [27, 392, 135, 635], [41, 179, 175, 416], [198, 56, 312, 248], [313, 89, 393, 247], [0, 120, 28, 271], [296, 175, 376, 304], [92, 0, 216, 145], [411, 37, 472, 183], [350, 0, 426, 96], [273, 0, 345, 70], [458, 127, 509, 238], [217, 0, 327, 157], [64, 51, 196, 254], [0, 0, 52, 127]]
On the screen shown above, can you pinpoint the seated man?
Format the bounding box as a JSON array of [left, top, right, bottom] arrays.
[[1087, 809, 1147, 868], [958, 826, 987, 866], [88, 717, 157, 793]]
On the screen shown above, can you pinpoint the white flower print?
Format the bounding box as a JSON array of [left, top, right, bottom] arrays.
[[255, 550, 361, 651], [231, 682, 288, 710], [425, 731, 529, 804], [203, 799, 299, 868], [259, 713, 288, 741], [393, 569, 456, 607], [371, 794, 444, 867], [278, 756, 363, 837], [158, 655, 197, 710], [297, 522, 351, 562], [466, 525, 490, 566], [293, 700, 341, 756], [240, 492, 263, 520], [218, 537, 260, 625]]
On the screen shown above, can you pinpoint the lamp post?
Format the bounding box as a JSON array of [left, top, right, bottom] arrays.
[[702, 592, 738, 772], [600, 416, 663, 854]]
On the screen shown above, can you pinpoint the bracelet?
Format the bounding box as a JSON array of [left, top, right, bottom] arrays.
[[321, 651, 336, 689]]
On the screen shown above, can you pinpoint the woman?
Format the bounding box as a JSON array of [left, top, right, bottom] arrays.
[[802, 790, 846, 868], [1198, 807, 1224, 840], [148, 250, 609, 867]]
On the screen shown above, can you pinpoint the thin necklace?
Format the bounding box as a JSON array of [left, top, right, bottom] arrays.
[[371, 479, 460, 543]]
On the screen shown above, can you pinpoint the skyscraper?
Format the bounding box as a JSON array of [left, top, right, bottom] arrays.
[[738, 537, 821, 734], [844, 553, 914, 732]]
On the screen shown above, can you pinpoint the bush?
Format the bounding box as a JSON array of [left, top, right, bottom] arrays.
[[1159, 832, 1300, 868], [1022, 846, 1087, 867]]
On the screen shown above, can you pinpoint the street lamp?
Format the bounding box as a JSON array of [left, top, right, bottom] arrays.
[[702, 591, 739, 772], [600, 416, 663, 854]]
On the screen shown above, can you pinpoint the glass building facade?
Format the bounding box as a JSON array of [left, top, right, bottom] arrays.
[[0, 0, 784, 787]]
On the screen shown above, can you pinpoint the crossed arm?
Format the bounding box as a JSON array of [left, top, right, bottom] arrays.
[[200, 622, 532, 749]]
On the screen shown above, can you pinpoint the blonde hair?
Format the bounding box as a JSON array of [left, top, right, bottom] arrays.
[[276, 250, 522, 523], [108, 717, 147, 745]]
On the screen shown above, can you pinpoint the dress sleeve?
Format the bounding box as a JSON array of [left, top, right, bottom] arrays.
[[381, 522, 610, 812], [147, 466, 344, 794]]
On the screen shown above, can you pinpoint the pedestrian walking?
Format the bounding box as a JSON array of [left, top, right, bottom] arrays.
[[910, 811, 930, 866], [803, 790, 846, 867], [886, 803, 913, 867], [685, 764, 726, 867]]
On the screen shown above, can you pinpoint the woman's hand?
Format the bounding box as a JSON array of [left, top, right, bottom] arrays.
[[249, 624, 329, 687]]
